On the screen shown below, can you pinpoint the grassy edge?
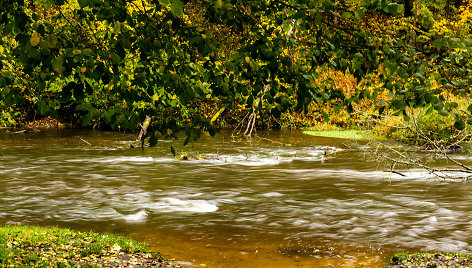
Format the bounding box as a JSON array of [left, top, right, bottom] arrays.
[[0, 225, 178, 267], [386, 252, 472, 267]]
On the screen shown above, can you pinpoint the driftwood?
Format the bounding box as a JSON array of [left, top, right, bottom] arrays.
[[357, 108, 472, 180]]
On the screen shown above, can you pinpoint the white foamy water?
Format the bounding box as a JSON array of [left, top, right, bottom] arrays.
[[148, 198, 219, 213], [122, 210, 148, 222]]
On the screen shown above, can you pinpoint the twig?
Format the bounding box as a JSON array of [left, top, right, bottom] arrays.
[[80, 138, 91, 145]]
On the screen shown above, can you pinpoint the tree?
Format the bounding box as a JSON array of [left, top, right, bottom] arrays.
[[0, 0, 471, 148]]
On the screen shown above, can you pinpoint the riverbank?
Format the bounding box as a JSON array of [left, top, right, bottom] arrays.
[[0, 225, 180, 267], [386, 252, 472, 267]]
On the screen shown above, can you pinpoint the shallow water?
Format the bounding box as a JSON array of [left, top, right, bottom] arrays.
[[1, 129, 472, 267]]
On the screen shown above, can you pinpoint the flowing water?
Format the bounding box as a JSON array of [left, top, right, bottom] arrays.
[[1, 129, 472, 267]]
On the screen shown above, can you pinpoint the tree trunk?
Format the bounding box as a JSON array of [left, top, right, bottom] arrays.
[[404, 0, 414, 17]]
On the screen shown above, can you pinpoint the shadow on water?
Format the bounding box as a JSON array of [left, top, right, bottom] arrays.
[[1, 129, 472, 267]]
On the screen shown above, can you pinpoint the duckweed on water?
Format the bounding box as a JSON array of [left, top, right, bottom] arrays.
[[303, 130, 386, 141], [0, 225, 179, 267]]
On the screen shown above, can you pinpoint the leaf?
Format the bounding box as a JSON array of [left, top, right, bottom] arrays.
[[467, 104, 472, 113], [170, 145, 176, 156], [392, 99, 404, 109], [454, 120, 466, 130], [78, 0, 90, 8], [46, 35, 58, 49], [432, 39, 444, 50], [110, 53, 121, 64], [354, 9, 365, 20], [170, 0, 184, 17], [403, 113, 410, 122], [52, 56, 64, 74], [438, 110, 449, 116], [211, 107, 225, 122], [384, 3, 403, 14], [341, 12, 352, 19], [149, 133, 158, 147], [30, 32, 41, 47], [39, 100, 49, 115], [158, 0, 170, 6], [83, 48, 93, 57]]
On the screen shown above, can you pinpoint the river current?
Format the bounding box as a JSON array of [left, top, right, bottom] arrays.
[[1, 129, 472, 267]]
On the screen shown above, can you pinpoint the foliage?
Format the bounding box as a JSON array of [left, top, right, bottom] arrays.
[[0, 225, 176, 267], [0, 0, 471, 145]]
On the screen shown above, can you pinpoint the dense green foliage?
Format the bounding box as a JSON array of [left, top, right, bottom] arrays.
[[0, 0, 471, 145]]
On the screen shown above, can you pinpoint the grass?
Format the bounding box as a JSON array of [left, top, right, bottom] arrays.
[[302, 129, 386, 141], [386, 252, 472, 267], [0, 225, 178, 267]]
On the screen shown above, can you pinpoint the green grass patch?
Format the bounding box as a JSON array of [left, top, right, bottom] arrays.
[[386, 252, 472, 267], [0, 225, 177, 267], [303, 130, 386, 141]]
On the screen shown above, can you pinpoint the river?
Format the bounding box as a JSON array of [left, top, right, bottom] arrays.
[[1, 129, 471, 267]]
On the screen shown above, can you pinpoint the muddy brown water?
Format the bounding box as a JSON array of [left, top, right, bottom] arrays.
[[1, 129, 472, 267]]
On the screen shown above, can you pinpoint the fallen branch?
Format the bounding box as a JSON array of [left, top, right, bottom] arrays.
[[131, 115, 151, 148]]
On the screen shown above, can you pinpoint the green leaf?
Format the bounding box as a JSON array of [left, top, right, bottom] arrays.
[[341, 12, 352, 19], [439, 110, 449, 116], [432, 39, 444, 50], [158, 0, 170, 6], [463, 142, 472, 151], [110, 53, 121, 64], [46, 35, 58, 49], [354, 9, 365, 20], [468, 117, 472, 125], [39, 100, 49, 115], [403, 113, 410, 122], [170, 0, 184, 17], [467, 104, 472, 113], [454, 120, 466, 130], [384, 3, 403, 14], [149, 133, 158, 147], [392, 99, 404, 109], [170, 145, 176, 156], [52, 56, 64, 74], [78, 0, 90, 8], [425, 105, 434, 115]]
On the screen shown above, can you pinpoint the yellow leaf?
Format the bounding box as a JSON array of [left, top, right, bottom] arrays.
[[245, 56, 250, 64], [80, 67, 87, 73], [30, 32, 41, 47]]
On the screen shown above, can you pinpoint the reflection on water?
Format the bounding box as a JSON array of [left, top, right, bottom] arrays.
[[1, 129, 472, 267]]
